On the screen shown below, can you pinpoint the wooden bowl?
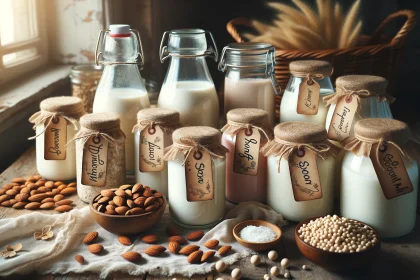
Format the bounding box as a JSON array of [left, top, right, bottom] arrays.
[[89, 194, 167, 235], [233, 220, 282, 251], [295, 217, 381, 271]]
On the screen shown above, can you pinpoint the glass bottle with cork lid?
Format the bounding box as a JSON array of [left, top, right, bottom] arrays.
[[158, 29, 219, 128], [93, 24, 150, 173], [218, 43, 281, 126], [280, 60, 334, 125], [341, 118, 418, 238]]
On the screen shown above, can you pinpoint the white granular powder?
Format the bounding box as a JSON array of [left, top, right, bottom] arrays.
[[240, 225, 277, 243]]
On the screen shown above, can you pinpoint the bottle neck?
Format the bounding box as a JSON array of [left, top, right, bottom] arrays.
[[163, 57, 214, 84]]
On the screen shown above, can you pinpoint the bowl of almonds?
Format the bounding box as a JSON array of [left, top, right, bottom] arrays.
[[89, 183, 167, 235]]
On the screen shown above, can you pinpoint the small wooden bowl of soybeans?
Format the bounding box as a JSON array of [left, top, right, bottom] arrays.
[[295, 215, 381, 271]]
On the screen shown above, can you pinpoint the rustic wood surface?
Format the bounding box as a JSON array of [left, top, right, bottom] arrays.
[[1, 147, 420, 280]]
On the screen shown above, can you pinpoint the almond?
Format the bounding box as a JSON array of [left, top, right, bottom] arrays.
[[118, 236, 132, 246], [55, 199, 73, 206], [125, 189, 133, 197], [105, 210, 116, 215], [30, 190, 39, 196], [142, 234, 159, 244], [88, 244, 103, 254], [27, 183, 38, 190], [186, 230, 204, 241], [97, 196, 110, 204], [41, 197, 55, 203], [44, 181, 55, 188], [0, 194, 10, 203], [168, 241, 180, 254], [122, 251, 141, 262], [3, 184, 13, 190], [60, 188, 76, 195], [37, 186, 51, 193], [145, 204, 158, 212], [36, 180, 46, 186], [115, 206, 129, 215], [46, 191, 55, 196], [28, 193, 49, 202], [100, 190, 115, 197], [1, 200, 13, 207], [134, 197, 146, 207], [83, 232, 99, 244], [54, 181, 64, 187], [0, 190, 4, 195], [144, 245, 166, 256], [68, 182, 77, 188], [52, 189, 60, 195], [57, 184, 67, 191], [115, 189, 127, 198], [204, 239, 219, 249], [125, 208, 145, 215], [166, 225, 178, 237], [179, 245, 200, 256], [75, 254, 85, 264], [143, 189, 153, 197], [144, 197, 155, 207], [168, 236, 188, 245], [132, 193, 140, 199], [106, 205, 115, 212], [132, 183, 143, 193], [201, 250, 215, 262], [187, 250, 203, 264], [12, 185, 22, 191], [55, 205, 73, 212], [12, 178, 26, 184], [6, 189, 19, 196], [119, 184, 132, 190], [113, 196, 125, 207], [126, 199, 135, 208], [15, 193, 29, 202], [12, 202, 28, 209], [20, 187, 30, 194], [33, 175, 42, 180], [25, 202, 41, 209], [218, 245, 232, 256], [40, 202, 55, 209]]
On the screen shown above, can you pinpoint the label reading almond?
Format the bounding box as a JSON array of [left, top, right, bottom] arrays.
[[44, 116, 67, 160], [140, 125, 164, 172], [297, 77, 320, 115], [289, 148, 322, 201], [185, 151, 214, 202], [233, 128, 261, 176], [371, 144, 413, 199], [82, 135, 108, 187], [327, 95, 358, 141]]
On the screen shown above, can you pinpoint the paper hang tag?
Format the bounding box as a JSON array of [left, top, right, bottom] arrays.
[[371, 144, 413, 199], [44, 116, 67, 160], [297, 77, 321, 115], [327, 95, 358, 142], [288, 148, 323, 201], [185, 151, 214, 202], [81, 135, 109, 187], [233, 128, 261, 176], [140, 125, 164, 172]]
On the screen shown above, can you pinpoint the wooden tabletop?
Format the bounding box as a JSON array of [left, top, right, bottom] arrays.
[[1, 147, 420, 280]]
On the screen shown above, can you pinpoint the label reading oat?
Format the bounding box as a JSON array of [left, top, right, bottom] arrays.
[[233, 128, 261, 176], [327, 95, 358, 141], [82, 135, 108, 187], [140, 125, 164, 172], [297, 77, 320, 115], [288, 148, 322, 201], [44, 116, 67, 160], [371, 144, 413, 199], [185, 151, 214, 202]]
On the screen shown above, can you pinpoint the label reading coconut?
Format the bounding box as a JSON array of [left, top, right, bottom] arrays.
[[82, 135, 108, 187], [233, 128, 261, 176], [289, 148, 322, 201], [297, 77, 320, 115], [44, 116, 67, 160], [371, 144, 413, 199], [185, 151, 214, 202], [327, 95, 358, 141], [140, 125, 164, 172]]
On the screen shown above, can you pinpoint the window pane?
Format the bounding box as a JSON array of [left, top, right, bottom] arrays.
[[3, 48, 37, 66], [0, 0, 38, 46]]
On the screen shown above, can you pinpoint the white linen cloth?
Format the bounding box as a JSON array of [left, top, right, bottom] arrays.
[[0, 202, 285, 278]]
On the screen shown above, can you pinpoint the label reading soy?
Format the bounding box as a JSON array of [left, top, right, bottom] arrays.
[[371, 144, 413, 199], [288, 148, 322, 201], [44, 116, 67, 160], [297, 77, 320, 115], [327, 95, 358, 141], [233, 128, 261, 176], [140, 125, 164, 172], [185, 151, 214, 202], [82, 135, 109, 187]]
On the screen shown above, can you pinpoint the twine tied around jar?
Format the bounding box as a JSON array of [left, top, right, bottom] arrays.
[[132, 108, 181, 134], [289, 60, 333, 83]]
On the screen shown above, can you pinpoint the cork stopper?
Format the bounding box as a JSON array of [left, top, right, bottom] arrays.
[[173, 126, 221, 146], [289, 60, 332, 77], [80, 112, 121, 131], [336, 75, 388, 95], [40, 96, 84, 116], [354, 118, 410, 146], [137, 108, 180, 124], [274, 122, 328, 143], [226, 108, 268, 125]]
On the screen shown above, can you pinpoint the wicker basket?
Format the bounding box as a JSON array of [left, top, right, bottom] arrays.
[[227, 10, 416, 118]]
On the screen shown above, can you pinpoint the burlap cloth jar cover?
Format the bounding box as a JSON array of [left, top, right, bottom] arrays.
[[133, 108, 181, 135], [289, 60, 333, 80], [72, 112, 126, 203]]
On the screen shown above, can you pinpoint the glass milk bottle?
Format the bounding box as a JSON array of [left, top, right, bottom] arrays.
[[262, 122, 337, 222], [218, 43, 281, 126], [341, 119, 418, 238], [29, 96, 85, 181], [280, 60, 334, 125], [221, 108, 273, 203], [158, 29, 219, 128], [164, 126, 228, 227], [93, 24, 150, 173], [133, 108, 181, 198]]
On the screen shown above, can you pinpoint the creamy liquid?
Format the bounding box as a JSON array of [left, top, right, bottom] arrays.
[[280, 89, 330, 125], [93, 88, 150, 171], [168, 155, 225, 227], [341, 153, 418, 238], [224, 77, 275, 126], [267, 155, 335, 222], [35, 125, 77, 181], [158, 81, 219, 128]]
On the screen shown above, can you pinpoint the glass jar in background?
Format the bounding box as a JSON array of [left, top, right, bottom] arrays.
[[280, 60, 334, 126], [221, 108, 273, 203], [164, 126, 228, 227], [218, 43, 280, 126], [262, 122, 337, 222], [70, 64, 103, 113], [29, 96, 85, 181], [158, 29, 219, 128], [341, 118, 418, 238], [133, 108, 181, 198]]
